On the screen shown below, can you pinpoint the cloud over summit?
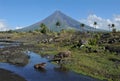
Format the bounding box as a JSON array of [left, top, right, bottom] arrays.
[[80, 14, 120, 30], [0, 20, 9, 31]]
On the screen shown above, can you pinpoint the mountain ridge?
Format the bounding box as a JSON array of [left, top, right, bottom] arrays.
[[16, 11, 103, 32]]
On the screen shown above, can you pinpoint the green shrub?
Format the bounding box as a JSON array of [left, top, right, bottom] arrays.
[[88, 39, 97, 45]]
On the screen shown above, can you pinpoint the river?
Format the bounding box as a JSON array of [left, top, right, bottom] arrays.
[[0, 44, 101, 81]]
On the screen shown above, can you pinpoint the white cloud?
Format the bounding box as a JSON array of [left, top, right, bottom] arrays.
[[113, 15, 120, 21], [0, 20, 9, 31], [0, 19, 24, 31], [15, 26, 23, 29], [80, 14, 120, 30]]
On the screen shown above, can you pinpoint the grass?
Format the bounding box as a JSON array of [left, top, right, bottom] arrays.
[[0, 31, 120, 81], [35, 43, 120, 81], [65, 48, 120, 81]]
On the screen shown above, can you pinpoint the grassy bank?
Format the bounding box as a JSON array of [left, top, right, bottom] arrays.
[[35, 43, 120, 81]]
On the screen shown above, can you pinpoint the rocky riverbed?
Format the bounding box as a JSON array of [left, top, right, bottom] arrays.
[[0, 44, 30, 81], [0, 45, 29, 66]]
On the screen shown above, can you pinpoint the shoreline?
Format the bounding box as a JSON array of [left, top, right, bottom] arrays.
[[0, 68, 26, 81]]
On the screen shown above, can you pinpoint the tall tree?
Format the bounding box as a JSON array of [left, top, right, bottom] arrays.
[[56, 21, 61, 27], [80, 23, 85, 32], [111, 24, 115, 29], [111, 24, 116, 33], [108, 24, 111, 31], [40, 23, 48, 34], [94, 21, 97, 29]]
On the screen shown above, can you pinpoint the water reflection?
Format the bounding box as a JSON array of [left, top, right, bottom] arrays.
[[54, 65, 69, 72], [0, 51, 100, 81], [0, 42, 21, 48], [34, 67, 46, 73]]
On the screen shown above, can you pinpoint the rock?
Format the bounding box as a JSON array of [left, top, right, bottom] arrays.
[[85, 46, 92, 53], [34, 62, 46, 69], [0, 45, 30, 66], [80, 44, 85, 48], [7, 53, 29, 66], [108, 38, 120, 44], [85, 46, 99, 53], [101, 33, 111, 39], [48, 38, 53, 43], [54, 51, 71, 59], [105, 45, 120, 54], [2, 50, 10, 55]]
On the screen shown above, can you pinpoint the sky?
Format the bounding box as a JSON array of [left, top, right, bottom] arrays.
[[0, 0, 120, 31]]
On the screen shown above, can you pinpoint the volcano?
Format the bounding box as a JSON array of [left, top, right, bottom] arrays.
[[17, 11, 101, 32]]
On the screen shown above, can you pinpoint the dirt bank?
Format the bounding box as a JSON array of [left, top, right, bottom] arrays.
[[0, 68, 26, 81]]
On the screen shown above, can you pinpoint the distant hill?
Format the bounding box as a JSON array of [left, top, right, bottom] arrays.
[[16, 11, 104, 32]]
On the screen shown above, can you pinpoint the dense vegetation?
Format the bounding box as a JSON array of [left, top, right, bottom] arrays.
[[0, 26, 120, 81]]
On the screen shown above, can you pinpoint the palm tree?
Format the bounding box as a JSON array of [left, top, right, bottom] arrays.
[[111, 24, 116, 33], [111, 24, 115, 29], [80, 23, 85, 34], [108, 24, 111, 32], [56, 21, 61, 27], [40, 23, 48, 34], [55, 21, 61, 32], [94, 21, 97, 29], [92, 21, 97, 36]]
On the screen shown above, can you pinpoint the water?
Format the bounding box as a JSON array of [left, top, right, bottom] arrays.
[[0, 51, 101, 81], [0, 42, 20, 48]]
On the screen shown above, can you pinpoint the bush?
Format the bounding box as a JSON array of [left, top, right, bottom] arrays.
[[88, 39, 97, 46], [40, 23, 49, 34]]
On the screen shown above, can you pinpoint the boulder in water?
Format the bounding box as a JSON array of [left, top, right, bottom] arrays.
[[34, 62, 46, 69]]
